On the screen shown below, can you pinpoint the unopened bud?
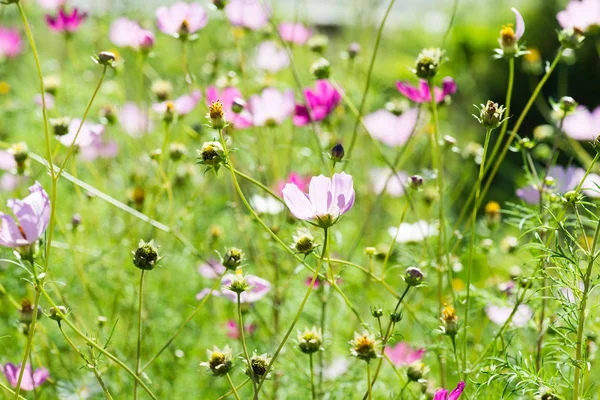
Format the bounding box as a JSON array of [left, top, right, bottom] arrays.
[[310, 58, 331, 79], [222, 247, 244, 270], [48, 305, 68, 321], [404, 267, 424, 287], [558, 27, 585, 49], [132, 239, 161, 271], [331, 143, 344, 162], [414, 48, 443, 79], [231, 97, 245, 114]]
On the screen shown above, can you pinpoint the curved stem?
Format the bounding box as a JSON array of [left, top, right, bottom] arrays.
[[381, 199, 410, 278], [238, 292, 258, 397], [133, 270, 145, 400], [226, 373, 241, 400], [217, 378, 250, 400]]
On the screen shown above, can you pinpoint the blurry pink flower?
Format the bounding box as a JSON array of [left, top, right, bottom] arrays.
[[153, 90, 202, 116], [205, 86, 253, 129], [388, 221, 438, 243], [58, 119, 105, 148], [304, 276, 341, 288], [0, 182, 50, 248], [225, 319, 256, 339], [256, 41, 289, 73], [385, 342, 425, 366], [198, 258, 226, 279], [250, 194, 284, 215], [321, 358, 350, 381], [434, 382, 465, 400], [364, 108, 418, 147], [563, 106, 600, 142], [37, 0, 66, 11], [196, 288, 221, 300], [2, 363, 49, 391], [370, 168, 408, 197], [119, 102, 154, 137], [110, 18, 155, 51], [277, 172, 310, 195], [557, 0, 600, 31], [225, 0, 269, 30], [0, 151, 16, 171], [249, 88, 294, 126], [221, 273, 271, 303], [0, 27, 23, 59], [293, 79, 342, 126], [582, 173, 600, 198], [45, 8, 88, 33], [279, 22, 312, 44], [396, 77, 456, 104], [485, 304, 532, 327], [0, 152, 21, 192], [0, 174, 22, 193], [34, 93, 55, 110], [282, 172, 355, 225], [156, 2, 208, 37], [516, 165, 585, 204], [79, 137, 118, 162]]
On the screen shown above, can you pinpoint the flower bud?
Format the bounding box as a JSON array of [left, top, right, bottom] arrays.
[[50, 117, 71, 137], [559, 96, 578, 114], [71, 213, 82, 230], [330, 143, 344, 162], [19, 299, 42, 325], [364, 247, 378, 256], [95, 51, 117, 67], [522, 48, 543, 75], [212, 0, 227, 10], [404, 267, 425, 287], [308, 34, 329, 54], [169, 143, 187, 161], [9, 142, 28, 174], [178, 19, 191, 39], [347, 42, 361, 59], [349, 331, 379, 362], [310, 58, 331, 79], [222, 247, 244, 270], [475, 100, 506, 130], [197, 141, 225, 167], [293, 233, 316, 255], [43, 76, 60, 95], [246, 353, 272, 382], [48, 305, 68, 321], [414, 48, 443, 79], [227, 270, 250, 294], [441, 303, 459, 338], [499, 24, 517, 54], [485, 201, 501, 227], [409, 175, 424, 189], [152, 80, 173, 101], [390, 312, 402, 323], [297, 327, 323, 354], [558, 28, 585, 50], [201, 345, 233, 376], [407, 361, 428, 382], [97, 315, 108, 328], [371, 307, 384, 318], [132, 239, 161, 271], [231, 97, 245, 114], [208, 100, 226, 130], [564, 190, 581, 204]]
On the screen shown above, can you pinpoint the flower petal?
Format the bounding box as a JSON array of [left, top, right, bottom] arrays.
[[282, 183, 315, 220], [512, 8, 525, 39]]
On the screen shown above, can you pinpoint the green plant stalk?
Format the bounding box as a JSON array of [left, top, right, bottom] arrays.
[[226, 374, 241, 400], [381, 199, 410, 278], [366, 362, 373, 400], [462, 128, 492, 373], [217, 379, 250, 400], [346, 0, 397, 159], [451, 336, 462, 382], [0, 381, 26, 400], [309, 353, 316, 400], [133, 270, 145, 400], [238, 292, 259, 397]]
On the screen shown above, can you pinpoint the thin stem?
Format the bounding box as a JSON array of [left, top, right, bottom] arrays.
[[366, 362, 373, 400], [226, 374, 241, 400], [238, 292, 258, 397], [451, 336, 462, 382], [309, 353, 316, 400], [346, 0, 397, 159], [133, 270, 145, 400], [462, 128, 492, 373], [0, 381, 26, 400], [217, 379, 250, 400], [381, 199, 410, 278]]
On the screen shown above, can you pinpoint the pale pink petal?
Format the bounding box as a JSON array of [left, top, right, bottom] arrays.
[[282, 183, 315, 220]]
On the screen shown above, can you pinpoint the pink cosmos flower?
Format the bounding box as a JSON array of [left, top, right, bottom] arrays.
[[282, 172, 355, 226], [370, 168, 408, 197], [0, 182, 50, 248], [198, 258, 226, 279], [582, 173, 600, 198], [293, 79, 342, 127], [156, 2, 208, 37], [196, 288, 221, 301], [364, 108, 419, 147], [153, 90, 202, 116], [485, 304, 533, 327], [249, 88, 294, 126], [119, 102, 154, 137], [110, 18, 155, 51], [385, 342, 425, 366], [278, 22, 312, 44], [516, 165, 591, 204], [256, 41, 290, 73], [221, 273, 271, 303], [0, 151, 21, 192], [0, 27, 23, 59], [225, 0, 269, 30], [225, 319, 256, 339], [557, 0, 600, 32], [563, 106, 600, 142], [277, 172, 311, 195], [396, 77, 457, 104], [34, 93, 55, 110], [45, 8, 88, 33], [37, 0, 66, 11], [2, 363, 49, 391], [205, 86, 253, 129], [58, 119, 105, 148], [434, 382, 465, 400], [79, 137, 118, 162]]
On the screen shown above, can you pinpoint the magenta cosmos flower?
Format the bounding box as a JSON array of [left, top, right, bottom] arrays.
[[563, 106, 600, 142], [198, 258, 226, 279], [256, 41, 290, 73], [0, 182, 50, 248], [385, 342, 425, 366], [370, 168, 408, 197], [156, 2, 208, 38], [293, 79, 342, 127], [277, 172, 311, 195], [221, 273, 271, 303], [364, 108, 419, 147], [396, 77, 456, 104], [45, 8, 88, 33], [249, 88, 294, 126], [434, 382, 465, 400], [279, 22, 312, 44], [110, 18, 155, 51], [58, 119, 104, 149], [516, 165, 585, 204], [119, 102, 154, 137], [225, 0, 269, 30], [206, 86, 253, 129], [557, 0, 600, 32], [0, 27, 23, 59], [153, 90, 202, 117], [282, 172, 355, 227], [2, 363, 49, 391], [225, 319, 256, 339]]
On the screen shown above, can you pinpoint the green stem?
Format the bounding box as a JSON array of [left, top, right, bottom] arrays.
[[366, 362, 373, 400], [0, 381, 26, 400], [238, 292, 259, 397], [226, 373, 241, 400], [381, 199, 410, 279], [451, 336, 462, 382], [309, 353, 316, 400], [462, 128, 492, 374], [217, 378, 250, 400], [133, 270, 145, 400]]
